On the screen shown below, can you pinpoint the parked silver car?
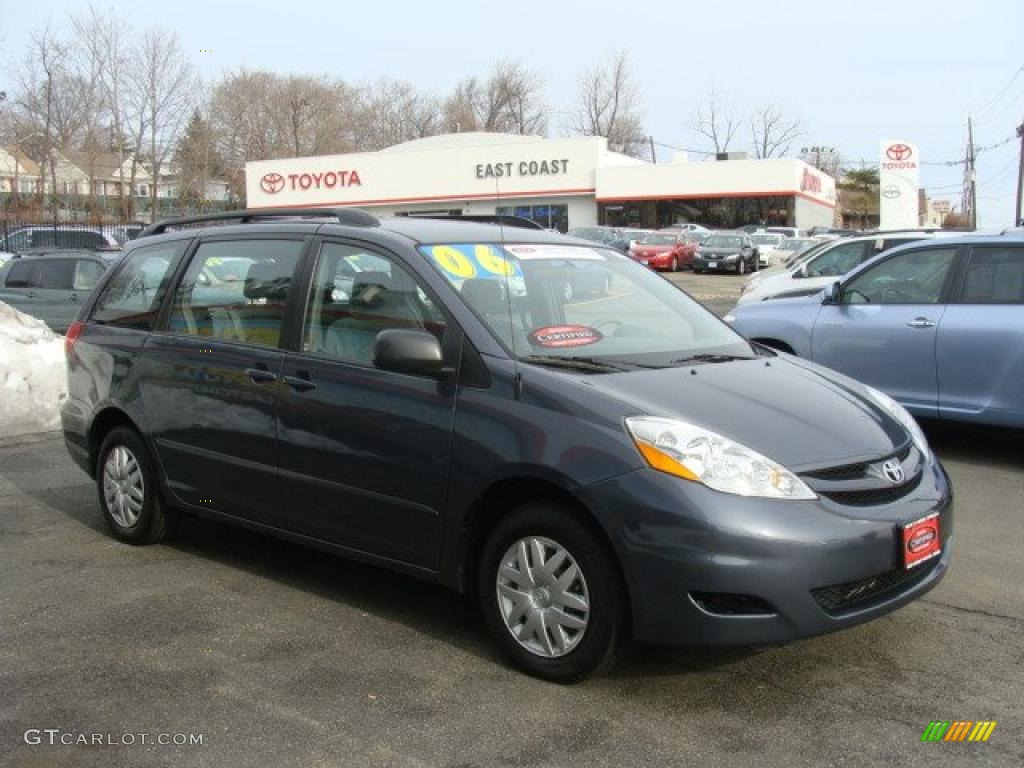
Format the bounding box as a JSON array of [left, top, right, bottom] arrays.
[[725, 232, 1024, 428]]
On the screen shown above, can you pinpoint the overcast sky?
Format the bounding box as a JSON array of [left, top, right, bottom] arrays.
[[3, 0, 1022, 227]]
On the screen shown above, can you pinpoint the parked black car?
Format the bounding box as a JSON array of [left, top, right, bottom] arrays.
[[692, 231, 760, 274], [62, 208, 952, 682], [567, 225, 629, 254]]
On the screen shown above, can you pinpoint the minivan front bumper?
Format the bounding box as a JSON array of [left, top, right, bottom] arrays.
[[577, 458, 952, 646]]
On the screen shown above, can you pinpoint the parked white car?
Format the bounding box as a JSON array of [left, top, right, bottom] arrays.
[[750, 233, 787, 267], [735, 231, 953, 305]]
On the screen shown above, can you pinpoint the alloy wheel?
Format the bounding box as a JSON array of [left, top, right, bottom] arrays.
[[496, 536, 590, 658]]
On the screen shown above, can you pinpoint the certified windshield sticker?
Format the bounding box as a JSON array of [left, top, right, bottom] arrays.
[[528, 325, 604, 348], [505, 244, 605, 261], [424, 244, 523, 281]]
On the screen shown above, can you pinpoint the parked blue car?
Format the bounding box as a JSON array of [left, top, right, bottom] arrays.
[[724, 231, 1024, 428]]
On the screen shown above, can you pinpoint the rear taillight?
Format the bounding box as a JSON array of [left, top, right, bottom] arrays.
[[65, 321, 85, 356]]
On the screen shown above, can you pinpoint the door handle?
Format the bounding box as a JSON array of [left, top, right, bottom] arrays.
[[283, 373, 317, 392], [906, 318, 936, 329], [245, 367, 278, 383]]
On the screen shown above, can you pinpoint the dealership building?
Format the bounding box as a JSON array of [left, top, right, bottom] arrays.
[[245, 132, 837, 232]]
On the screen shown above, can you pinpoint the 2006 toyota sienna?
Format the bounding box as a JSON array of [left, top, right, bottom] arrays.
[[62, 208, 952, 682]]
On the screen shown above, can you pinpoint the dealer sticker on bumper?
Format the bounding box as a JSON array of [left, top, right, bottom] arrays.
[[903, 512, 941, 569]]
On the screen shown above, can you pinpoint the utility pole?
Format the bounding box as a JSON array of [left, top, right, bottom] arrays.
[[1015, 116, 1024, 227], [649, 136, 656, 164], [963, 116, 977, 230]]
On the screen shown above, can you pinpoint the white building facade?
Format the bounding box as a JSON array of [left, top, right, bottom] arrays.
[[244, 133, 836, 231]]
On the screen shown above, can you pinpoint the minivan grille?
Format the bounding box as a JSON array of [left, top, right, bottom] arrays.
[[820, 472, 922, 506], [812, 558, 938, 615]]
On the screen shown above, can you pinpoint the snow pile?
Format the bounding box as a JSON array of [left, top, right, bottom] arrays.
[[0, 301, 67, 436]]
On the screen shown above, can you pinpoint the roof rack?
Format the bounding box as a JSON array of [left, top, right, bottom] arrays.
[[139, 207, 380, 238], [400, 214, 545, 231]]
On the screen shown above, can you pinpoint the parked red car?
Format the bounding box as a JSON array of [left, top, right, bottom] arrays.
[[629, 233, 696, 272]]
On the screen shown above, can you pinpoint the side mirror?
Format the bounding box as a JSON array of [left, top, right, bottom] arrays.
[[822, 281, 841, 305], [374, 329, 452, 379]]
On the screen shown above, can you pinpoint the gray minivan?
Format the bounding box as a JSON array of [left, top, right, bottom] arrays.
[[61, 208, 952, 682]]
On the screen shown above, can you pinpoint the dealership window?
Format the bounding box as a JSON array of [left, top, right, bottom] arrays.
[[496, 204, 568, 233]]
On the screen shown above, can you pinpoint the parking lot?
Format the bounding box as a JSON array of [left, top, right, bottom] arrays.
[[1, 269, 1021, 767]]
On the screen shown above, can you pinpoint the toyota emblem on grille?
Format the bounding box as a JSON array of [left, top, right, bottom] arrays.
[[882, 460, 905, 484]]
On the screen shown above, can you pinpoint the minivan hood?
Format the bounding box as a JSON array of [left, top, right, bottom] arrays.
[[582, 356, 907, 472]]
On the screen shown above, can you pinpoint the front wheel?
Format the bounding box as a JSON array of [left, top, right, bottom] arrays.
[[737, 259, 746, 275], [97, 426, 172, 544], [478, 502, 624, 683], [671, 256, 679, 272]]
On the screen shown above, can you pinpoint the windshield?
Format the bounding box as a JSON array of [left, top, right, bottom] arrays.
[[638, 234, 676, 245], [622, 230, 650, 242], [703, 235, 743, 249], [751, 234, 783, 246], [780, 238, 813, 251], [420, 242, 753, 370]]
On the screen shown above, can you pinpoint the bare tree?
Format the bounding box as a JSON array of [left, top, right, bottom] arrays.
[[442, 60, 546, 135], [14, 23, 71, 218], [362, 78, 441, 150], [749, 103, 803, 159], [72, 7, 134, 216], [569, 50, 647, 158], [689, 90, 740, 154], [132, 27, 198, 219]]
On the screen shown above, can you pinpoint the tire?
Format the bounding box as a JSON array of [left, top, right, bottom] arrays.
[[737, 259, 746, 275], [671, 256, 679, 273], [96, 426, 172, 544], [478, 501, 625, 683], [562, 281, 574, 302]]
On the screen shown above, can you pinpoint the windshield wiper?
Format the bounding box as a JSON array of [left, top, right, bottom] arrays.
[[670, 353, 753, 365], [519, 355, 632, 373]]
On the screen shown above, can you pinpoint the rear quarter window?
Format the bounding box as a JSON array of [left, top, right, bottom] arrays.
[[92, 240, 187, 330]]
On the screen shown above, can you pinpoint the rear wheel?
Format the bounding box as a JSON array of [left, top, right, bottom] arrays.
[[97, 427, 171, 544], [478, 501, 624, 683]]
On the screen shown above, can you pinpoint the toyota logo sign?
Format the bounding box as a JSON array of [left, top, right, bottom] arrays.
[[882, 185, 902, 199], [260, 172, 285, 195], [882, 460, 905, 484], [886, 144, 913, 162]]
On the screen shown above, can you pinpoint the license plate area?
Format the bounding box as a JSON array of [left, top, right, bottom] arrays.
[[709, 261, 718, 269], [903, 512, 940, 569]]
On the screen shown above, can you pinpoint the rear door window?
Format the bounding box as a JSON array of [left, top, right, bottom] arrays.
[[805, 241, 868, 277], [959, 246, 1024, 304], [35, 260, 76, 289], [92, 241, 187, 330], [166, 239, 304, 348]]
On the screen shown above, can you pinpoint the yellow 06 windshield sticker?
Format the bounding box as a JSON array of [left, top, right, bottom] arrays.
[[425, 244, 523, 281]]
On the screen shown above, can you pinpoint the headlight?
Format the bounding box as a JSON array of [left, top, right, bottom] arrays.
[[625, 416, 816, 499], [724, 253, 739, 260], [723, 313, 736, 323], [863, 386, 931, 461]]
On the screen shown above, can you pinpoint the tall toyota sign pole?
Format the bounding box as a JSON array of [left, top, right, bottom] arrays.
[[879, 139, 920, 230]]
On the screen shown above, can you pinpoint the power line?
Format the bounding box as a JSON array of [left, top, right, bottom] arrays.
[[974, 64, 1024, 119]]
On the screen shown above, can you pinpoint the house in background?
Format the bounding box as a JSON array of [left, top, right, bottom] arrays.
[[153, 162, 231, 204], [60, 150, 153, 198], [0, 147, 42, 195]]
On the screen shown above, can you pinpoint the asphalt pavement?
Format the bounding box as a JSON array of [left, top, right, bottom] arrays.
[[2, 271, 1022, 767]]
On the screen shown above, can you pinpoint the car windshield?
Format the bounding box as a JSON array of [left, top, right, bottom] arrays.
[[751, 234, 783, 246], [622, 230, 649, 241], [638, 234, 676, 245], [704, 235, 743, 248], [420, 242, 753, 370], [780, 238, 813, 251]]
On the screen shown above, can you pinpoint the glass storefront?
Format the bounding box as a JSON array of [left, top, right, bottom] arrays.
[[496, 204, 569, 233], [600, 196, 796, 229]]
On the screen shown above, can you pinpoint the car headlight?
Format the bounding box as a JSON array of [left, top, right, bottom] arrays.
[[862, 386, 931, 461], [723, 313, 736, 323], [625, 416, 816, 499], [724, 253, 739, 260]]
